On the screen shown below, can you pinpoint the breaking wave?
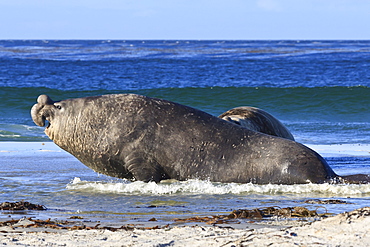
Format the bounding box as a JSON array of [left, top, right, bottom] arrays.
[[66, 177, 370, 196]]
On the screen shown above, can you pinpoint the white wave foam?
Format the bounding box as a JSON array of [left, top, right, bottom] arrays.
[[66, 177, 370, 196]]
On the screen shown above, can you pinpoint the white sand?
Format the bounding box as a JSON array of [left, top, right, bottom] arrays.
[[0, 207, 369, 247]]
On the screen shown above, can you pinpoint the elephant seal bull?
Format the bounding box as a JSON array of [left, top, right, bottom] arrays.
[[219, 106, 295, 141], [31, 94, 369, 184]]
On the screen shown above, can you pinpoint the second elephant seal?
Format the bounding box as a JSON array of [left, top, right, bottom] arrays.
[[219, 106, 295, 141]]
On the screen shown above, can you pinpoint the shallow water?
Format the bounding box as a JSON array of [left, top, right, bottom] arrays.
[[0, 143, 369, 226]]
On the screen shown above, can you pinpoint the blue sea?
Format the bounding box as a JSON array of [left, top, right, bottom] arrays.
[[0, 40, 369, 225]]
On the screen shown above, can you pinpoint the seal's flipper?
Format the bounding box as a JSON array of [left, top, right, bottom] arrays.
[[124, 153, 170, 183]]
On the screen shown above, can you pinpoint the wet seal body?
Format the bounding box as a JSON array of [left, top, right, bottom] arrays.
[[219, 106, 295, 141], [31, 94, 370, 184]]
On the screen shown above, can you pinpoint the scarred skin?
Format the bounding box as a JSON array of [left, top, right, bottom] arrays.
[[31, 94, 369, 184], [219, 106, 295, 141]]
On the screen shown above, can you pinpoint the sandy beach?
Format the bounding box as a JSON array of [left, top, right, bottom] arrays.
[[0, 207, 369, 246]]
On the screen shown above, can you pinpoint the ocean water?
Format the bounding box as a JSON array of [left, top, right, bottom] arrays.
[[0, 40, 369, 225]]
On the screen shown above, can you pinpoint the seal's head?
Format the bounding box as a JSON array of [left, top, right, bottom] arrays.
[[31, 94, 136, 178]]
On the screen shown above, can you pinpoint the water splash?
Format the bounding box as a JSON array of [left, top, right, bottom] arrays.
[[66, 177, 370, 196]]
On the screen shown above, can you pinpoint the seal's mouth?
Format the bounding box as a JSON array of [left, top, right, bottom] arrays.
[[44, 120, 52, 137], [44, 116, 51, 129]]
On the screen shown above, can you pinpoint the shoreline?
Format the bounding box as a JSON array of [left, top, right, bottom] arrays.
[[0, 207, 369, 246], [1, 142, 369, 246]]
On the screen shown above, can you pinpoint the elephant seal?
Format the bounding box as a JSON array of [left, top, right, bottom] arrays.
[[219, 106, 295, 141], [31, 94, 369, 184]]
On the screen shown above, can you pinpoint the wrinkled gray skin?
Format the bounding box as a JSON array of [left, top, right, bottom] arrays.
[[31, 94, 370, 184], [219, 106, 295, 141]]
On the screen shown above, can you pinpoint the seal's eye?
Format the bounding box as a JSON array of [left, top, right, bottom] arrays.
[[55, 104, 62, 110]]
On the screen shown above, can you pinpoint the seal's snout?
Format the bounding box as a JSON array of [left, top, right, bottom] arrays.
[[31, 94, 55, 127], [37, 94, 54, 105]]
